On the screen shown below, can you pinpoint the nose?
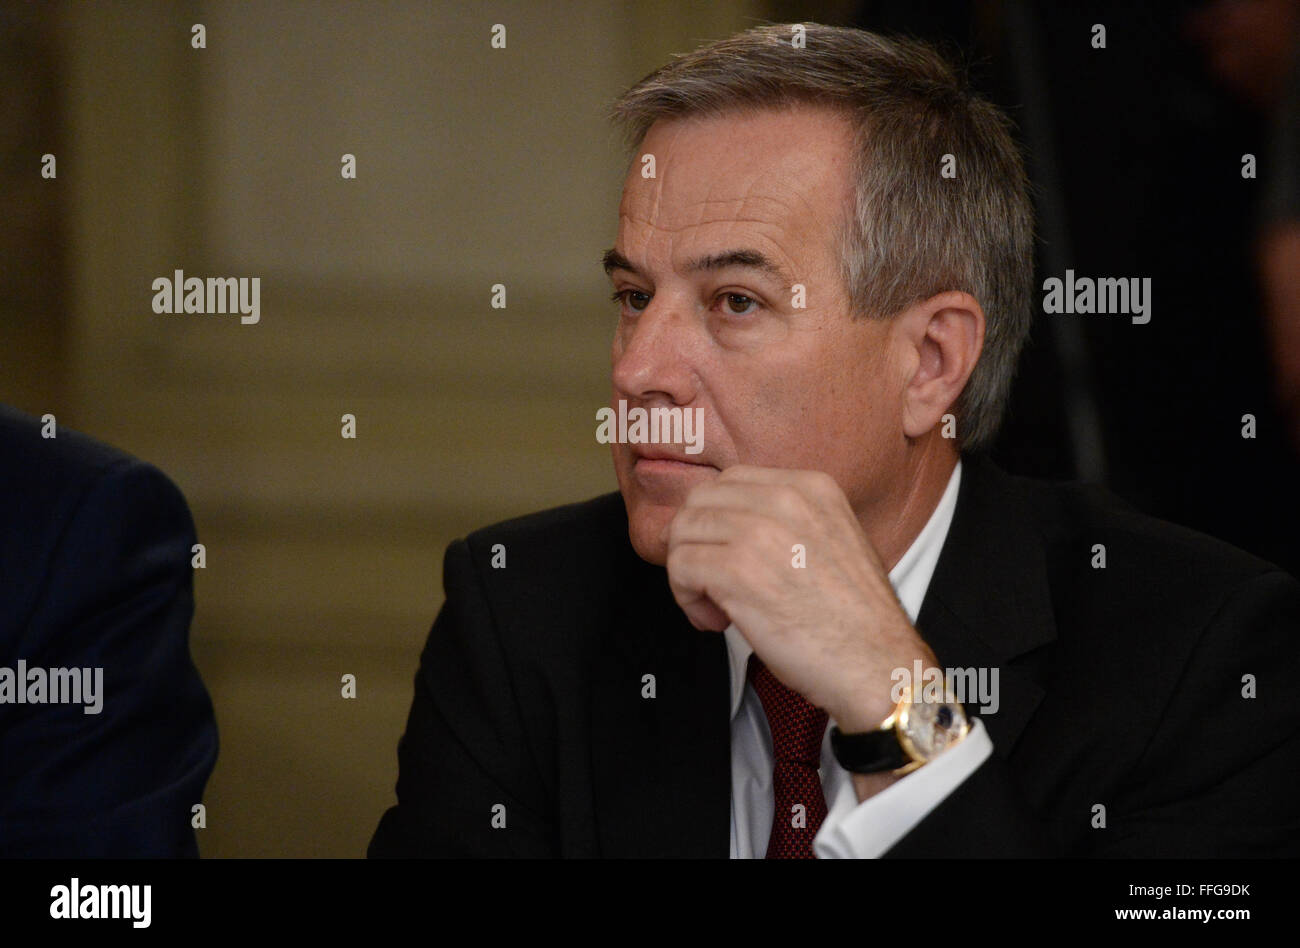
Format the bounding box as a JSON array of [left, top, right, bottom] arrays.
[[611, 292, 701, 406]]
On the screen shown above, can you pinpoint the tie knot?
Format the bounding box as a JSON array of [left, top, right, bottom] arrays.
[[747, 655, 828, 767]]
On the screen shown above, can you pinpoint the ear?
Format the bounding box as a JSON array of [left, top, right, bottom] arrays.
[[892, 291, 985, 439]]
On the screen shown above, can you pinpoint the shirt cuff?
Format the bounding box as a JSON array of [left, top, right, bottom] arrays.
[[813, 717, 994, 859]]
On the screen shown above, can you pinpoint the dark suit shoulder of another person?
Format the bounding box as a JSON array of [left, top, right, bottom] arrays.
[[0, 404, 218, 857]]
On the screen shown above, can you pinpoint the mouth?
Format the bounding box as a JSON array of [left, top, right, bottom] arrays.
[[628, 449, 720, 494], [634, 457, 714, 474], [631, 447, 715, 468]]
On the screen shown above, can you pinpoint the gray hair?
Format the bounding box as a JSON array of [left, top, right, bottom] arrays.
[[608, 23, 1035, 450]]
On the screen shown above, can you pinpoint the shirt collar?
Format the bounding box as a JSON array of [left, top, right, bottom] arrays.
[[723, 459, 964, 720]]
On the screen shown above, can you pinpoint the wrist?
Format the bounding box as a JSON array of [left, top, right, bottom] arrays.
[[831, 695, 898, 733], [849, 769, 904, 803], [828, 653, 943, 732]]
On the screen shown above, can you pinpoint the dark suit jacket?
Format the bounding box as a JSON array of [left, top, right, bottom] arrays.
[[0, 404, 218, 857], [369, 452, 1300, 857]]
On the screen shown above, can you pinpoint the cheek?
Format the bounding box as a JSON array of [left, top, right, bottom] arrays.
[[742, 391, 816, 464], [733, 339, 897, 468]]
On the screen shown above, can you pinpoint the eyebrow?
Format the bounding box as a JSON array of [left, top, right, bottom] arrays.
[[602, 247, 791, 286]]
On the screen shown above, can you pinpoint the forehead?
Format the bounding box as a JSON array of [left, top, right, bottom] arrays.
[[616, 105, 857, 267]]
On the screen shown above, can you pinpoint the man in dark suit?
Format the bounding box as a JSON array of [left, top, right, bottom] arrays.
[[0, 404, 218, 856], [370, 24, 1300, 858]]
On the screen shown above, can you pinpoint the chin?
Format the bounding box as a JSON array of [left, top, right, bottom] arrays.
[[623, 496, 673, 566]]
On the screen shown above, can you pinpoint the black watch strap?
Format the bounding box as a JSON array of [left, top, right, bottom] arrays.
[[830, 724, 908, 774]]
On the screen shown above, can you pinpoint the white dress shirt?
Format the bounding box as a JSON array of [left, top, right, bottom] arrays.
[[725, 459, 994, 858]]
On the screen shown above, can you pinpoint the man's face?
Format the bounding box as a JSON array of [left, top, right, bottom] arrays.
[[606, 105, 910, 565]]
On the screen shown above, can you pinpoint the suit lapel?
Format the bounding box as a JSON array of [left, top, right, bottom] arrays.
[[590, 554, 732, 857], [915, 453, 1056, 756], [587, 452, 1055, 855]]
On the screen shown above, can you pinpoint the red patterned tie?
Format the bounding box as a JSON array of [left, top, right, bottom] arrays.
[[748, 654, 830, 858]]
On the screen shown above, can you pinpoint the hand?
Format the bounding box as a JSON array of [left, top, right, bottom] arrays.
[[662, 465, 939, 731]]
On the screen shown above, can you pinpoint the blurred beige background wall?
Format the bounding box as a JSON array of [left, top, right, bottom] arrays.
[[1, 0, 877, 856]]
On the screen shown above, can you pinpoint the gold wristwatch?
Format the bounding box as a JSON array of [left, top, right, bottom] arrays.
[[830, 684, 970, 775]]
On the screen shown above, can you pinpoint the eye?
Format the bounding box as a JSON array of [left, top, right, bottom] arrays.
[[716, 292, 759, 317], [610, 289, 651, 313]]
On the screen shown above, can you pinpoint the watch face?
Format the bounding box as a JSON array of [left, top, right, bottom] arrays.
[[898, 700, 969, 761]]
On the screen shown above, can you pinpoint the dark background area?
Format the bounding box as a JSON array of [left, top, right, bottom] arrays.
[[843, 0, 1300, 577]]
